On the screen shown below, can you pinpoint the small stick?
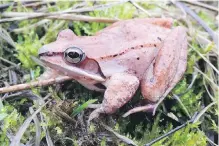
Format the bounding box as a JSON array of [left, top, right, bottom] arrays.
[[0, 57, 18, 67], [13, 1, 55, 8], [190, 44, 219, 75], [12, 14, 118, 33], [0, 76, 73, 94], [47, 14, 118, 23], [101, 122, 137, 146], [130, 0, 151, 16], [12, 19, 50, 33], [0, 1, 38, 10], [183, 0, 219, 12], [0, 1, 127, 23], [144, 112, 198, 146], [0, 2, 14, 10]]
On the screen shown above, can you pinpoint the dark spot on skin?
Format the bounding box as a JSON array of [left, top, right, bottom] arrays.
[[140, 45, 143, 48], [94, 83, 106, 90], [154, 44, 157, 47], [137, 57, 140, 60], [113, 54, 118, 57], [119, 52, 125, 55], [157, 37, 162, 41], [131, 47, 134, 49]]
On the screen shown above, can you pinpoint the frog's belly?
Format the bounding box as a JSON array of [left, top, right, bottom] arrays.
[[77, 79, 106, 92]]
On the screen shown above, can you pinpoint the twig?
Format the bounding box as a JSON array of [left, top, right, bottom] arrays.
[[173, 1, 218, 47], [0, 1, 43, 10], [14, 1, 55, 8], [12, 13, 118, 33], [130, 0, 151, 16], [0, 76, 73, 94], [0, 27, 16, 48], [194, 66, 218, 89], [193, 101, 217, 123], [101, 122, 137, 146], [173, 94, 191, 118], [183, 0, 219, 12], [144, 112, 198, 146], [0, 57, 18, 67], [0, 2, 14, 10], [189, 44, 219, 75], [0, 1, 128, 23], [203, 79, 215, 101], [12, 19, 50, 33], [47, 14, 118, 23]]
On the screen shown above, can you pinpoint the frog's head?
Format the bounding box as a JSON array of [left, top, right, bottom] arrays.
[[38, 29, 105, 82]]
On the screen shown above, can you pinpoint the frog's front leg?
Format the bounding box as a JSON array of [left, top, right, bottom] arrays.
[[88, 73, 139, 122], [123, 26, 187, 117]]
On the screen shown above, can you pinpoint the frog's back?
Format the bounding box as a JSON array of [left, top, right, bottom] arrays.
[[82, 18, 171, 59], [91, 19, 172, 79]]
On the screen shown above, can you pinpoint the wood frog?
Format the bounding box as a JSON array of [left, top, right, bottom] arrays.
[[38, 18, 188, 121]]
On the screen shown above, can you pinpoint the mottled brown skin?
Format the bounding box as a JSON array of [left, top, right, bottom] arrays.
[[38, 18, 188, 121]]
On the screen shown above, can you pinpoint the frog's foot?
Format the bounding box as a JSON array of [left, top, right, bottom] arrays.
[[122, 104, 155, 117], [88, 107, 104, 124], [88, 104, 101, 109], [88, 73, 139, 123]]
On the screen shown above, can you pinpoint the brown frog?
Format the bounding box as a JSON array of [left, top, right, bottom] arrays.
[[38, 18, 188, 121]]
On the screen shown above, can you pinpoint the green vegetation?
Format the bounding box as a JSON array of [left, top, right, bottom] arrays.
[[0, 1, 218, 146]]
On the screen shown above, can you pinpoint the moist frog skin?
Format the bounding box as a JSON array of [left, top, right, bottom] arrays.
[[38, 18, 188, 121]]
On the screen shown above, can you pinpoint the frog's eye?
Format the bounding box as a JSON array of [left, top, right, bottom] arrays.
[[64, 47, 86, 64]]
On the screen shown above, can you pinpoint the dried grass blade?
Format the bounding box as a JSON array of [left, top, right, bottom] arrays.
[[190, 44, 219, 75], [29, 107, 41, 146], [10, 99, 51, 146]]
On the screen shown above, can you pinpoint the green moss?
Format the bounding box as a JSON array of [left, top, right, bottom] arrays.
[[163, 123, 207, 146], [2, 1, 216, 146], [15, 31, 42, 69], [72, 2, 136, 35], [0, 102, 26, 145]]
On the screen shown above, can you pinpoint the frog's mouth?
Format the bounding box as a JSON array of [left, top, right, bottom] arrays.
[[39, 51, 106, 82]]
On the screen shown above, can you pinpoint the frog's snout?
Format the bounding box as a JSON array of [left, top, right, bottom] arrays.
[[38, 46, 58, 57], [38, 46, 48, 56]]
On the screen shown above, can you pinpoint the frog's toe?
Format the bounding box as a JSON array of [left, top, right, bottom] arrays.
[[88, 108, 104, 124], [87, 104, 101, 109], [122, 104, 155, 117]]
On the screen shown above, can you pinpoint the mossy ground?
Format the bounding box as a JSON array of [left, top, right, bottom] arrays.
[[0, 1, 218, 146]]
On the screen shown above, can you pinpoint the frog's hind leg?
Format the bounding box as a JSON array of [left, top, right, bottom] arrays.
[[88, 73, 139, 122], [152, 30, 188, 115], [123, 27, 188, 117]]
